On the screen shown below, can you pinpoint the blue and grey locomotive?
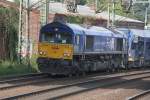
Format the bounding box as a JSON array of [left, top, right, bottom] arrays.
[[37, 22, 128, 75], [118, 28, 150, 68]]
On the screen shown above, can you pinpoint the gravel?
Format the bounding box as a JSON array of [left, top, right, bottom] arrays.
[[60, 77, 150, 100]]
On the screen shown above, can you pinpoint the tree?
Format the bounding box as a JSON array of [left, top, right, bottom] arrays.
[[12, 0, 20, 5], [0, 6, 19, 61], [78, 0, 87, 5]]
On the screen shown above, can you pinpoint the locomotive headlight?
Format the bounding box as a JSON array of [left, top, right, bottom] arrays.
[[67, 53, 71, 57], [39, 51, 46, 56], [39, 51, 43, 55], [43, 52, 46, 55], [63, 53, 67, 56], [63, 53, 71, 57]]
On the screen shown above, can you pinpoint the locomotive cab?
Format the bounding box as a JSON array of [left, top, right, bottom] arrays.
[[39, 31, 73, 59], [37, 22, 74, 75]]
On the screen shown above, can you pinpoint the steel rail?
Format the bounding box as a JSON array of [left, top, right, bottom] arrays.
[[128, 89, 150, 100], [0, 76, 51, 91], [0, 73, 48, 84], [49, 74, 150, 100], [0, 71, 123, 91], [0, 73, 47, 80], [2, 71, 150, 100]]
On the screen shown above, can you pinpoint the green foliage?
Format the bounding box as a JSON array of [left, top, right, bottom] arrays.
[[0, 7, 19, 61], [85, 0, 143, 21], [29, 55, 39, 72], [86, 0, 93, 4], [54, 0, 63, 2], [0, 61, 37, 77], [78, 0, 87, 5], [14, 0, 20, 5], [132, 3, 148, 21], [67, 15, 84, 24]]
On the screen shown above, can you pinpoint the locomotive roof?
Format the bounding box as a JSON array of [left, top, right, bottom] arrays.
[[143, 30, 150, 37], [130, 29, 150, 38], [85, 27, 113, 37], [117, 28, 150, 38], [41, 22, 131, 38], [86, 26, 125, 38], [40, 22, 85, 35], [66, 23, 86, 35]]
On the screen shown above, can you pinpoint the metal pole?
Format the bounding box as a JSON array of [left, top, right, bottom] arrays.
[[46, 0, 49, 24], [112, 0, 115, 27], [95, 0, 98, 12], [18, 0, 23, 64], [26, 0, 30, 66], [107, 1, 110, 28], [73, 0, 77, 12], [145, 7, 148, 29]]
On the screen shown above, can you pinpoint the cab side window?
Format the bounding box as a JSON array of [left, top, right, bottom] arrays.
[[75, 35, 80, 45], [131, 42, 137, 50], [146, 42, 150, 50], [86, 36, 94, 50]]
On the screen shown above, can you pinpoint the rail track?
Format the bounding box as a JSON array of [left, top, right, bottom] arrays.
[[1, 70, 150, 100], [0, 73, 51, 90], [0, 73, 47, 79], [0, 73, 48, 82], [128, 90, 150, 100], [0, 69, 146, 91]]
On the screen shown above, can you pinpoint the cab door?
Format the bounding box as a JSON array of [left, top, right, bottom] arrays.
[[74, 35, 84, 53]]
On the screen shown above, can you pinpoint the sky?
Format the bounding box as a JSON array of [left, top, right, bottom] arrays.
[[7, 0, 13, 1], [7, 0, 39, 4]]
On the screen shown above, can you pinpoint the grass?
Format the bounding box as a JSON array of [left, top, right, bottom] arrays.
[[0, 61, 39, 77]]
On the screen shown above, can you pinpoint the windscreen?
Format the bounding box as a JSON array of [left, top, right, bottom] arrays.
[[40, 32, 72, 44], [131, 41, 144, 51]]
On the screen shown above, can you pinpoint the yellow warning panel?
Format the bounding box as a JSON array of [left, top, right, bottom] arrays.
[[38, 43, 73, 60]]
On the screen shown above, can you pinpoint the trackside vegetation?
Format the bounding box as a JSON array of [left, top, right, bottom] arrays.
[[0, 61, 38, 77], [0, 6, 38, 77]]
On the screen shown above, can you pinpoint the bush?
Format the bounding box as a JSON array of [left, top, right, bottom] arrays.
[[0, 61, 38, 77]]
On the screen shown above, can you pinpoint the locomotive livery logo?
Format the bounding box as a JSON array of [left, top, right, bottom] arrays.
[[51, 45, 59, 50]]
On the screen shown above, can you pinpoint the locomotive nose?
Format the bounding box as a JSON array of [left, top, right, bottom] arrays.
[[38, 43, 73, 60]]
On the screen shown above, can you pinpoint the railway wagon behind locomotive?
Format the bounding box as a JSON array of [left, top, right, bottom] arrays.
[[118, 28, 150, 68], [37, 22, 127, 75]]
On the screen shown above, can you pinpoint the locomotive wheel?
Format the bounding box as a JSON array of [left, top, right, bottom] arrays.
[[75, 73, 80, 77], [111, 64, 116, 72], [106, 69, 110, 73], [116, 67, 120, 72], [68, 74, 72, 77], [112, 68, 115, 72], [81, 71, 86, 77]]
